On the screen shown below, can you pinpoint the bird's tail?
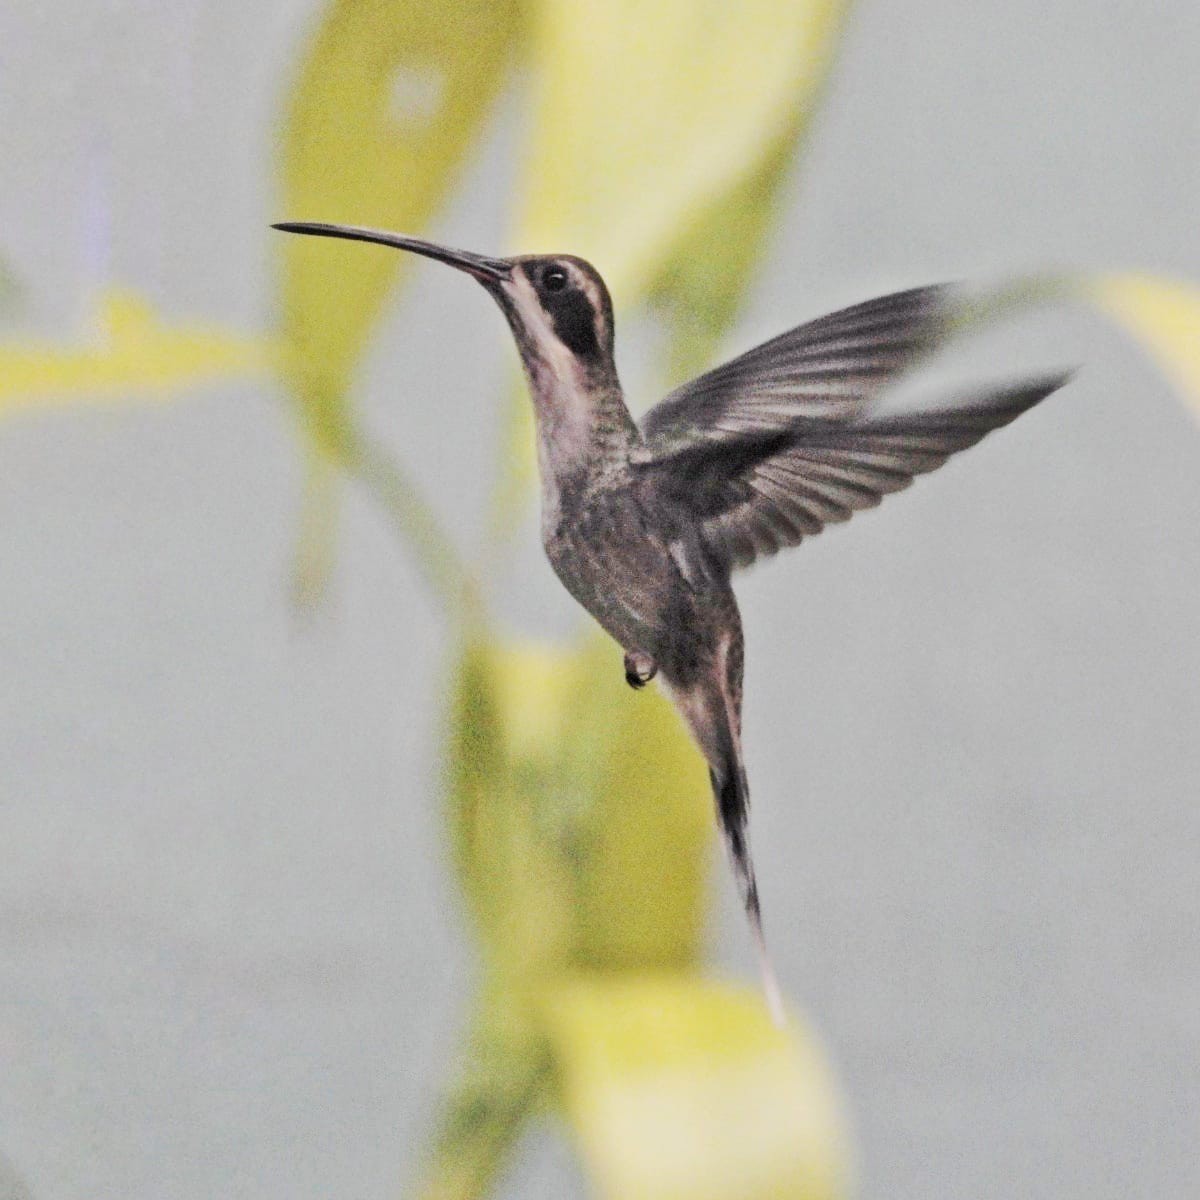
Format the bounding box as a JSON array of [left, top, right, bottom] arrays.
[[709, 752, 785, 1027], [669, 659, 785, 1025]]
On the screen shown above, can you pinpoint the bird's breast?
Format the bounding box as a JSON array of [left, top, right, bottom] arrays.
[[540, 478, 697, 661]]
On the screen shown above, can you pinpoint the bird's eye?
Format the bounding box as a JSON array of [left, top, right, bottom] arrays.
[[543, 266, 569, 292]]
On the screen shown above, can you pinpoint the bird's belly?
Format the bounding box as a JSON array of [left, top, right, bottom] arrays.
[[542, 493, 680, 658]]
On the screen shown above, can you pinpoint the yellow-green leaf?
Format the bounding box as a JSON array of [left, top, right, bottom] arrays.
[[517, 0, 844, 299], [0, 289, 274, 416], [544, 975, 850, 1200], [445, 631, 711, 980], [493, 0, 847, 502], [446, 633, 584, 977], [1089, 273, 1200, 413], [650, 119, 807, 390], [561, 636, 712, 971], [277, 0, 520, 599], [278, 0, 518, 405]]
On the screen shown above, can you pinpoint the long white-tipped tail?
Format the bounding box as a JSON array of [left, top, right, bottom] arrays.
[[665, 650, 786, 1025], [753, 900, 787, 1027], [710, 763, 785, 1026]]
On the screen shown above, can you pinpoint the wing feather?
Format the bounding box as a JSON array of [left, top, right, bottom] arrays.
[[639, 284, 956, 445], [638, 374, 1072, 573]]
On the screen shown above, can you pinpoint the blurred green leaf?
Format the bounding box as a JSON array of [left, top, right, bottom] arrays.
[[277, 0, 520, 603], [644, 6, 846, 391], [563, 636, 712, 970], [441, 630, 849, 1200], [447, 632, 582, 977], [446, 630, 712, 980], [489, 0, 846, 501], [650, 121, 808, 390], [544, 975, 850, 1200], [516, 0, 844, 299], [274, 7, 861, 1196], [0, 289, 274, 415]]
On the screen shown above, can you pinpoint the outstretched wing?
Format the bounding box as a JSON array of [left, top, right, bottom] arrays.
[[635, 374, 1072, 572], [640, 284, 956, 447]]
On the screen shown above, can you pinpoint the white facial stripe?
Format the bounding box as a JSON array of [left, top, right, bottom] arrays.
[[507, 271, 585, 382], [505, 270, 593, 461]]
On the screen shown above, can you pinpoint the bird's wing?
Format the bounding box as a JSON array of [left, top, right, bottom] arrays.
[[639, 284, 956, 447], [634, 374, 1071, 572]]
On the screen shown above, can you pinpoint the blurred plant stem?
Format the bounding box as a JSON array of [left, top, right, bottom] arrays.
[[291, 439, 342, 612], [277, 0, 520, 608], [417, 986, 553, 1200], [0, 254, 25, 317], [291, 410, 481, 617]]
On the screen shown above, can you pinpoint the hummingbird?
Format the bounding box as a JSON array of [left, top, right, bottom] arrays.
[[274, 220, 1070, 1019]]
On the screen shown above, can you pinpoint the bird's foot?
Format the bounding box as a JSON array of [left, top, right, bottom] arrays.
[[623, 651, 657, 689]]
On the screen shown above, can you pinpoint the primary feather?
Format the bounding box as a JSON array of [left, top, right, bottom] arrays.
[[638, 373, 1072, 572], [640, 284, 955, 444]]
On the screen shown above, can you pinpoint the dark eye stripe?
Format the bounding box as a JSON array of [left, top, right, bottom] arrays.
[[549, 288, 599, 358]]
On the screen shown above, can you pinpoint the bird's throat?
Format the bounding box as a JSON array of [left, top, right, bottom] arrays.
[[529, 371, 624, 478]]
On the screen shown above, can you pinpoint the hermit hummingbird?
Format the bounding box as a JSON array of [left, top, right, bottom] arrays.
[[274, 220, 1070, 1020]]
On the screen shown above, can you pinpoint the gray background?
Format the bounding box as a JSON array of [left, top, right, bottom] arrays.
[[2, 1, 1199, 1198]]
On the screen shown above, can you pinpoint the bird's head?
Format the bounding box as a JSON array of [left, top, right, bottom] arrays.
[[272, 223, 617, 393]]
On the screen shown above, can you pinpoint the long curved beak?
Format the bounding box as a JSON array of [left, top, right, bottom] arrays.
[[272, 221, 512, 284]]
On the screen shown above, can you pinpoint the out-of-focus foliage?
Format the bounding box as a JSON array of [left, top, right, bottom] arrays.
[[428, 630, 847, 1199], [544, 977, 848, 1200], [265, 3, 1200, 1198], [447, 632, 711, 978], [0, 289, 273, 415], [516, 2, 841, 300], [274, 4, 857, 1182], [1089, 274, 1200, 413], [264, 3, 856, 1193], [7, 0, 1197, 1198], [418, 983, 552, 1200], [277, 0, 844, 573], [650, 129, 807, 388], [494, 0, 844, 510], [278, 0, 520, 602]]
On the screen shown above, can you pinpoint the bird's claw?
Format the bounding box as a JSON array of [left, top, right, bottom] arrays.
[[623, 651, 657, 689]]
